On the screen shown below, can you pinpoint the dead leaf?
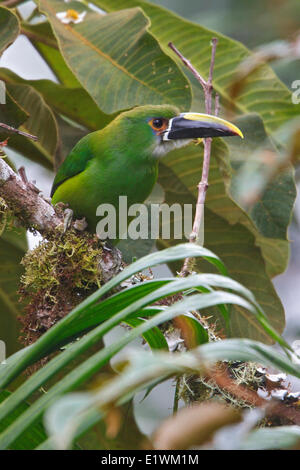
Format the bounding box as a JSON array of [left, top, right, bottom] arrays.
[[152, 402, 241, 450]]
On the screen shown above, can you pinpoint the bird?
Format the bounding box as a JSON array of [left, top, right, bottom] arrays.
[[51, 105, 243, 239]]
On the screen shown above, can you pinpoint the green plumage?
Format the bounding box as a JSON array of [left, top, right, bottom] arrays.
[[52, 104, 243, 238], [51, 105, 179, 235]]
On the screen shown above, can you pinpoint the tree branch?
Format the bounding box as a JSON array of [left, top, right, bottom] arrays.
[[168, 39, 219, 276], [0, 123, 38, 141], [1, 0, 23, 7], [0, 155, 123, 287], [0, 157, 63, 234]]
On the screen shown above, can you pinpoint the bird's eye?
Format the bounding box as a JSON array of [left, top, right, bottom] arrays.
[[149, 117, 168, 133], [153, 118, 163, 128]]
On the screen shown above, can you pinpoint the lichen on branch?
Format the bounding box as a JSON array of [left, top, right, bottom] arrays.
[[0, 156, 63, 235]]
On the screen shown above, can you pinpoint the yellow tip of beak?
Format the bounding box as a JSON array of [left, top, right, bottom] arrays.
[[183, 113, 244, 139], [231, 124, 244, 139], [232, 126, 244, 139]]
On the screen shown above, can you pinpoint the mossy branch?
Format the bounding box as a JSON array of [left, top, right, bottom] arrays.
[[0, 156, 62, 234], [0, 155, 123, 275]]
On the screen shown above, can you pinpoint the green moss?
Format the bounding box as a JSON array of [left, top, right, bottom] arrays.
[[19, 229, 103, 346], [21, 229, 103, 297], [180, 361, 265, 409]]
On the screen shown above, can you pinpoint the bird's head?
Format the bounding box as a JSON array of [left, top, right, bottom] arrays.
[[114, 105, 243, 158]]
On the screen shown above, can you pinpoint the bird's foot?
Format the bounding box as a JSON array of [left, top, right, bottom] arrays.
[[63, 208, 74, 233], [73, 217, 88, 231]]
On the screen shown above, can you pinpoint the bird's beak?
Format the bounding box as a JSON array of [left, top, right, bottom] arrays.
[[163, 112, 244, 140]]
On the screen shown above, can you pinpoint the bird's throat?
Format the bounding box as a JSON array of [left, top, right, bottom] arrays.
[[152, 138, 192, 158]]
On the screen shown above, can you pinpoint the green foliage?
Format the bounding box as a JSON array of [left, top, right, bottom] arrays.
[[0, 390, 47, 450], [0, 0, 293, 343], [94, 0, 299, 132], [39, 0, 191, 113], [158, 139, 287, 342], [0, 90, 28, 135], [0, 244, 292, 449], [43, 338, 300, 449], [0, 0, 299, 451], [0, 7, 19, 56], [19, 229, 103, 345], [0, 227, 27, 356], [5, 82, 59, 167]]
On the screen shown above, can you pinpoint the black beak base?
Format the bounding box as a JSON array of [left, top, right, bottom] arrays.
[[165, 115, 241, 140]]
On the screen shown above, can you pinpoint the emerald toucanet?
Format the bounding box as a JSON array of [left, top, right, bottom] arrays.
[[51, 105, 243, 236]]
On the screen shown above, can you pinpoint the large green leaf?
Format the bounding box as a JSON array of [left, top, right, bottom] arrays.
[[0, 67, 114, 132], [238, 426, 300, 451], [0, 89, 28, 138], [229, 115, 299, 225], [6, 82, 58, 168], [159, 126, 294, 279], [0, 230, 26, 356], [21, 21, 80, 88], [0, 260, 282, 436], [54, 113, 88, 169], [0, 268, 287, 448], [227, 114, 296, 277], [0, 7, 19, 56], [38, 0, 191, 114], [0, 244, 225, 389], [125, 317, 169, 351], [157, 160, 285, 343], [0, 391, 47, 450], [0, 291, 266, 449], [94, 0, 298, 133], [66, 0, 295, 281], [228, 114, 296, 239]]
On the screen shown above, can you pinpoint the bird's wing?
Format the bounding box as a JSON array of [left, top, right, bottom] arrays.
[[51, 134, 94, 197]]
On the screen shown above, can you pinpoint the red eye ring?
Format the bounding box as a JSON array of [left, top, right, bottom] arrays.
[[149, 118, 168, 133]]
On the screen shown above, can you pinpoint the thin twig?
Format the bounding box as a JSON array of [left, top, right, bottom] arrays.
[[0, 123, 38, 141], [1, 0, 22, 7], [18, 166, 28, 184], [168, 42, 207, 91], [173, 377, 180, 414], [168, 39, 219, 276]]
